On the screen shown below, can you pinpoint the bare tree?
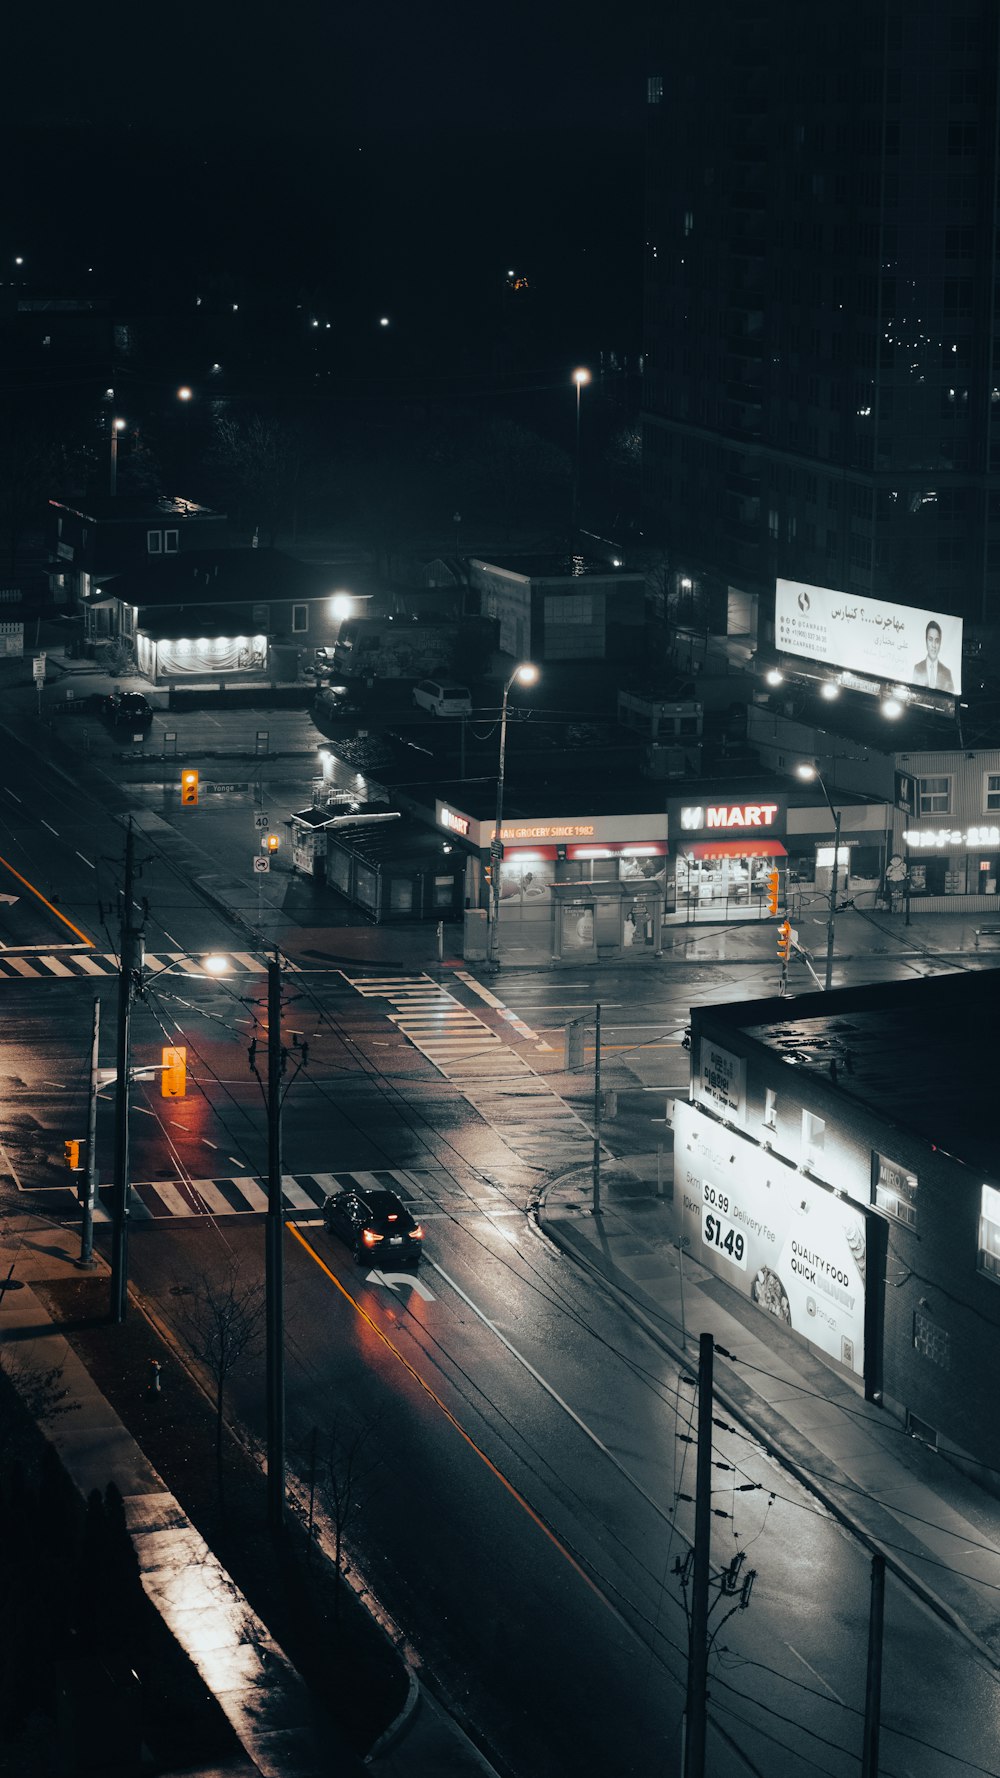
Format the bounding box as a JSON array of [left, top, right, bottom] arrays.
[[209, 413, 306, 545], [313, 1409, 383, 1621], [181, 1260, 265, 1494]]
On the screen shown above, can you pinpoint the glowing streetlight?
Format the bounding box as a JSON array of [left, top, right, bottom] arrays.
[[572, 368, 591, 536], [488, 664, 539, 970], [177, 385, 193, 401], [765, 668, 785, 687], [203, 954, 230, 975], [330, 592, 353, 621], [110, 417, 127, 497], [795, 763, 842, 991]]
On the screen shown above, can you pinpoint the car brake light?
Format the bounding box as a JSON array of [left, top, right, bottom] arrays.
[[411, 1224, 425, 1241], [362, 1229, 383, 1246]]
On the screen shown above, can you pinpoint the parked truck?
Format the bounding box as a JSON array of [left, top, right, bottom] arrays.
[[332, 615, 495, 683]]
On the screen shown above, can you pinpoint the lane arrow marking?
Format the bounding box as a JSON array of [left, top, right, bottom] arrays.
[[367, 1268, 436, 1301], [0, 895, 19, 906]]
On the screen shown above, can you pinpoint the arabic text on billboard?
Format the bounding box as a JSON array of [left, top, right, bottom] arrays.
[[775, 580, 963, 697], [675, 1099, 866, 1376]]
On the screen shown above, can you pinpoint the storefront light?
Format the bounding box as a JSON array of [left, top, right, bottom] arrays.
[[765, 668, 784, 687], [820, 682, 840, 700], [621, 845, 660, 857], [575, 847, 614, 859]]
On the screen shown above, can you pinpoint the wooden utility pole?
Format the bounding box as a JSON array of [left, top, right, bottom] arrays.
[[110, 824, 142, 1323], [684, 1331, 714, 1778], [265, 950, 286, 1534], [77, 997, 100, 1270]]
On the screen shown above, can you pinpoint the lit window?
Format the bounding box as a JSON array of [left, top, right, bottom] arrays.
[[984, 773, 1000, 813], [802, 1109, 825, 1166], [872, 1152, 918, 1228], [763, 1088, 777, 1130], [978, 1184, 1000, 1280], [918, 776, 952, 816], [292, 604, 309, 633]]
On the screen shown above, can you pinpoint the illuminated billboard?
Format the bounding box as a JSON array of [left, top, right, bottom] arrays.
[[775, 579, 963, 697], [675, 1099, 867, 1376]]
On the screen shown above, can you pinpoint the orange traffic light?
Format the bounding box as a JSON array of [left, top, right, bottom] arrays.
[[64, 1138, 83, 1170], [767, 870, 780, 916], [161, 1046, 188, 1098], [777, 921, 792, 962], [265, 833, 280, 853], [180, 769, 199, 806]]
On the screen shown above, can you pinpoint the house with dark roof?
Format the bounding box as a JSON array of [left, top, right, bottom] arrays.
[[83, 548, 345, 688], [48, 494, 229, 607]]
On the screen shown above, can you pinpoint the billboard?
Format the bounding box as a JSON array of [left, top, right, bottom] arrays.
[[675, 1099, 867, 1376], [775, 579, 963, 697]]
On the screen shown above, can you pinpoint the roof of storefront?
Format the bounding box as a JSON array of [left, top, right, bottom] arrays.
[[703, 973, 1000, 1173], [98, 548, 334, 610]]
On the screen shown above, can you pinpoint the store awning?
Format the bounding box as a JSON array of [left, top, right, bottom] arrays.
[[683, 839, 787, 860]]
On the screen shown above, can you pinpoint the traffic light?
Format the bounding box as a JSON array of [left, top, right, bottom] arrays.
[[767, 870, 780, 916], [265, 834, 280, 853], [484, 865, 492, 885], [777, 920, 792, 962], [180, 769, 199, 805], [64, 1138, 83, 1170], [161, 1046, 188, 1098]]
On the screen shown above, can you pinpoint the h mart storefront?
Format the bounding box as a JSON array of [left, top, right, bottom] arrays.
[[435, 802, 668, 965], [668, 796, 790, 921]]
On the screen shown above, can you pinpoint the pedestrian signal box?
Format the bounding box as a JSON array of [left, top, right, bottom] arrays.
[[777, 921, 792, 962], [180, 769, 199, 805], [767, 870, 780, 916], [161, 1046, 188, 1098]]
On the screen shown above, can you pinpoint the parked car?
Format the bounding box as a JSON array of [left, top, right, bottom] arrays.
[[323, 1187, 425, 1264], [412, 679, 473, 717], [313, 681, 368, 719], [102, 692, 153, 732]]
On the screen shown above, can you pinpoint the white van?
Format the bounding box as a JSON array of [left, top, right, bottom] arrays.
[[412, 679, 473, 717]]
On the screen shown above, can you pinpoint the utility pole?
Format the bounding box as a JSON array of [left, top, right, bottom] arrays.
[[265, 950, 286, 1534], [861, 1552, 885, 1778], [684, 1331, 714, 1778], [824, 804, 842, 991], [592, 1003, 602, 1215], [77, 997, 100, 1269], [110, 824, 143, 1323]]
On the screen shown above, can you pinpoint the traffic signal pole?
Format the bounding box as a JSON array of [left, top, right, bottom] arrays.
[[265, 950, 286, 1534], [110, 823, 143, 1324], [684, 1331, 714, 1778]]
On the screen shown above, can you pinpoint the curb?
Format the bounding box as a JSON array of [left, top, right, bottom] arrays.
[[537, 1168, 1000, 1675]]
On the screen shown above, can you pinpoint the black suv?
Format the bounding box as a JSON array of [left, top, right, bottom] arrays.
[[323, 1187, 425, 1265], [103, 692, 153, 732]]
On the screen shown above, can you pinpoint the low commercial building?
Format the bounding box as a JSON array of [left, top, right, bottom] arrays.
[[469, 555, 645, 664], [677, 973, 1000, 1479]]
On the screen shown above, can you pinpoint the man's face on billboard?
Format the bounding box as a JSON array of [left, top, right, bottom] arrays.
[[926, 624, 942, 660]]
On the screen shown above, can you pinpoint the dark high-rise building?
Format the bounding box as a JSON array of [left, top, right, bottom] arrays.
[[642, 2, 1000, 634]]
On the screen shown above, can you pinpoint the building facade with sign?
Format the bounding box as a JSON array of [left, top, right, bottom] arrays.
[[676, 975, 1000, 1479]]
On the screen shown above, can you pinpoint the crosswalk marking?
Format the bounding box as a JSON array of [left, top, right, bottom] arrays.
[[0, 949, 286, 982], [78, 1167, 428, 1224], [344, 972, 599, 1174]]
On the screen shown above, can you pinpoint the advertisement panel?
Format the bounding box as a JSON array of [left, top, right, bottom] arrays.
[[775, 579, 963, 697], [697, 1040, 747, 1124], [675, 1099, 867, 1376]]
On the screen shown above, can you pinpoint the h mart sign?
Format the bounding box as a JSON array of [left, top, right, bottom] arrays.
[[680, 802, 780, 832]]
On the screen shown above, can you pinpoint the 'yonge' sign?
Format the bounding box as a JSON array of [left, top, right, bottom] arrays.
[[680, 803, 780, 831]]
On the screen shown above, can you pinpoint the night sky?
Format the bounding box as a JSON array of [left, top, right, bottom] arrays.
[[6, 0, 654, 354]]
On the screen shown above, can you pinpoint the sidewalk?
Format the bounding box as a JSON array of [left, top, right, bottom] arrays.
[[0, 1218, 499, 1778], [538, 1155, 1000, 1666]]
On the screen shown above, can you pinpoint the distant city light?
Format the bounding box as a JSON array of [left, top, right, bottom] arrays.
[[14, 256, 23, 266], [177, 386, 193, 401], [379, 316, 390, 327], [573, 367, 592, 387]]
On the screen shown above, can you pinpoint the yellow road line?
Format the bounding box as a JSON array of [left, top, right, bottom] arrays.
[[288, 1222, 615, 1612], [0, 851, 95, 946]]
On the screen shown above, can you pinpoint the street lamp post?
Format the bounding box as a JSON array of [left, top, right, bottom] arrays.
[[109, 417, 126, 497], [796, 764, 842, 991], [488, 663, 539, 971], [572, 368, 591, 538]]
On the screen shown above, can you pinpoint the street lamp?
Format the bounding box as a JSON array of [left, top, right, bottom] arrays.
[[572, 368, 591, 537], [795, 763, 842, 991], [488, 663, 539, 970], [109, 417, 126, 496]]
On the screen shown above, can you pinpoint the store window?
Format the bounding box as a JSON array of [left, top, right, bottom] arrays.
[[978, 1184, 1000, 1280], [763, 1088, 777, 1129], [432, 875, 454, 908], [389, 879, 413, 914], [918, 776, 952, 816], [872, 1151, 918, 1228], [984, 773, 1000, 812]]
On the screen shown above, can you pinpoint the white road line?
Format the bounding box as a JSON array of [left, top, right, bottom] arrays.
[[783, 1643, 845, 1705], [41, 820, 59, 836], [202, 1139, 218, 1150], [231, 1175, 269, 1210], [39, 956, 75, 976], [429, 1259, 668, 1516], [153, 1180, 191, 1216], [75, 852, 95, 869], [4, 791, 21, 803], [73, 954, 110, 974]]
